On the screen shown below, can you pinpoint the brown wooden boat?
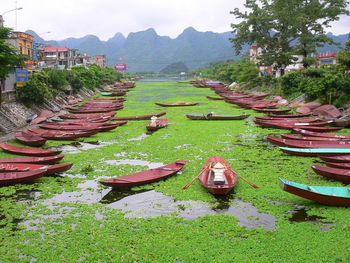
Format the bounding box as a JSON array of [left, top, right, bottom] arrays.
[[293, 128, 350, 138], [320, 155, 350, 163], [15, 131, 46, 147], [281, 134, 350, 141], [146, 118, 168, 131], [198, 156, 238, 195], [255, 116, 319, 122], [99, 160, 187, 188], [155, 102, 198, 107], [0, 155, 64, 165], [333, 115, 350, 127], [206, 96, 224, 100], [279, 138, 350, 148], [268, 113, 311, 118], [68, 107, 122, 114], [279, 178, 350, 206], [311, 165, 350, 184], [0, 143, 62, 157], [323, 161, 350, 169], [110, 112, 166, 121], [59, 112, 116, 119], [279, 147, 350, 157], [252, 107, 291, 113], [186, 113, 250, 120], [0, 169, 48, 186], [0, 163, 73, 175], [27, 129, 98, 140]]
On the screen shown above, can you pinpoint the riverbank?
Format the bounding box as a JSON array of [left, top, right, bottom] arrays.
[[0, 81, 349, 262]]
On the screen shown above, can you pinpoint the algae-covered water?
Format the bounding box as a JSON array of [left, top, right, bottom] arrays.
[[0, 81, 349, 262]]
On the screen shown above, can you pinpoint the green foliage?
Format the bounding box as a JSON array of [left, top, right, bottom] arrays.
[[45, 68, 68, 93], [231, 0, 350, 72], [71, 65, 97, 89], [0, 27, 26, 81], [65, 70, 83, 93], [16, 73, 53, 102], [337, 35, 350, 70], [281, 66, 350, 105]]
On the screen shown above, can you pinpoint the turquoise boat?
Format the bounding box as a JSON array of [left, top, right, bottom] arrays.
[[101, 92, 112, 96], [279, 146, 350, 157], [279, 179, 350, 206]]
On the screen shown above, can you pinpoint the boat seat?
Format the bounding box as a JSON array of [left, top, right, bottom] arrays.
[[212, 167, 226, 185]]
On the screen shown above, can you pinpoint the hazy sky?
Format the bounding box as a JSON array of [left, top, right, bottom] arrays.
[[2, 0, 350, 41]]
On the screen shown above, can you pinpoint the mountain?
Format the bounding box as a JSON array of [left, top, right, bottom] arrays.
[[25, 28, 348, 72], [160, 62, 189, 74]]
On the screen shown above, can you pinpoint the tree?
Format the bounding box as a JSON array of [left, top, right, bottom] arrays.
[[0, 26, 26, 105], [231, 0, 349, 75], [337, 34, 350, 70]]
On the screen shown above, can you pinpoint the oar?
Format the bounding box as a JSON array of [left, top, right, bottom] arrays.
[[223, 164, 260, 189], [182, 162, 212, 190]]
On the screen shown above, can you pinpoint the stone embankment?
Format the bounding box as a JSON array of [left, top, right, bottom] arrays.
[[0, 87, 100, 140]]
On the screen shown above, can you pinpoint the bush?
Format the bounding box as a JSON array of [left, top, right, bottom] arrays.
[[17, 74, 53, 103]]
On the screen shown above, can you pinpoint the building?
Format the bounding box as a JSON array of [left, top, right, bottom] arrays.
[[2, 31, 34, 95], [39, 46, 79, 69], [93, 55, 107, 68], [250, 44, 304, 77], [314, 52, 337, 66]]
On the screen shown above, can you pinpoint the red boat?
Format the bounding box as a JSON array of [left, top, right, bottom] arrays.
[[28, 129, 98, 140], [155, 102, 198, 107], [0, 155, 64, 164], [323, 161, 350, 169], [110, 112, 166, 121], [68, 107, 121, 114], [293, 128, 350, 138], [0, 143, 62, 157], [146, 118, 168, 131], [198, 156, 238, 195], [206, 96, 224, 100], [268, 113, 311, 118], [0, 169, 48, 186], [255, 116, 319, 122], [320, 155, 350, 163], [0, 163, 73, 175], [311, 165, 350, 184], [15, 131, 46, 146], [270, 137, 350, 148], [99, 160, 187, 188], [59, 112, 116, 119], [281, 134, 350, 141], [255, 120, 330, 129], [252, 107, 291, 113]]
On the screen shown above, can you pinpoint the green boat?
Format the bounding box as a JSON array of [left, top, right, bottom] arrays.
[[101, 92, 112, 96], [279, 147, 350, 157], [279, 178, 350, 206]]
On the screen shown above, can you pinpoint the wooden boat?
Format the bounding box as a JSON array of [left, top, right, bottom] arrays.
[[320, 155, 350, 163], [206, 96, 224, 100], [185, 113, 250, 120], [0, 143, 62, 157], [293, 128, 350, 138], [155, 102, 198, 107], [252, 107, 291, 113], [0, 163, 73, 175], [110, 112, 166, 121], [255, 120, 331, 130], [39, 123, 120, 132], [15, 131, 46, 147], [281, 134, 350, 141], [255, 116, 319, 122], [0, 169, 48, 186], [146, 118, 168, 131], [311, 165, 350, 184], [0, 155, 64, 165], [99, 160, 187, 188], [279, 178, 350, 206], [198, 156, 238, 195], [59, 112, 116, 119], [279, 147, 350, 157], [28, 129, 98, 140], [68, 107, 122, 114], [274, 137, 350, 148], [296, 126, 342, 132], [323, 161, 350, 169], [268, 113, 311, 118], [333, 115, 350, 127]]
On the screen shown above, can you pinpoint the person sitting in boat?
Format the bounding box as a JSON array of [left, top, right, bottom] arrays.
[[150, 116, 158, 127], [206, 112, 215, 119], [212, 162, 226, 185]]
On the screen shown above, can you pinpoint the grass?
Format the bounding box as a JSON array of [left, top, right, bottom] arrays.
[[0, 81, 349, 262]]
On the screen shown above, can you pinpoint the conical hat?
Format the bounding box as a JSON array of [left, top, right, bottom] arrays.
[[213, 162, 225, 169]]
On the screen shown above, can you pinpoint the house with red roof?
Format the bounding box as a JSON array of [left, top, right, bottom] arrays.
[[39, 46, 79, 69]]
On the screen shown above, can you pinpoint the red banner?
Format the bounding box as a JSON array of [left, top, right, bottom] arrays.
[[114, 63, 127, 71]]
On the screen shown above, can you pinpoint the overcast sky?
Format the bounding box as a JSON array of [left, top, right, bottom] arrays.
[[2, 0, 350, 41]]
